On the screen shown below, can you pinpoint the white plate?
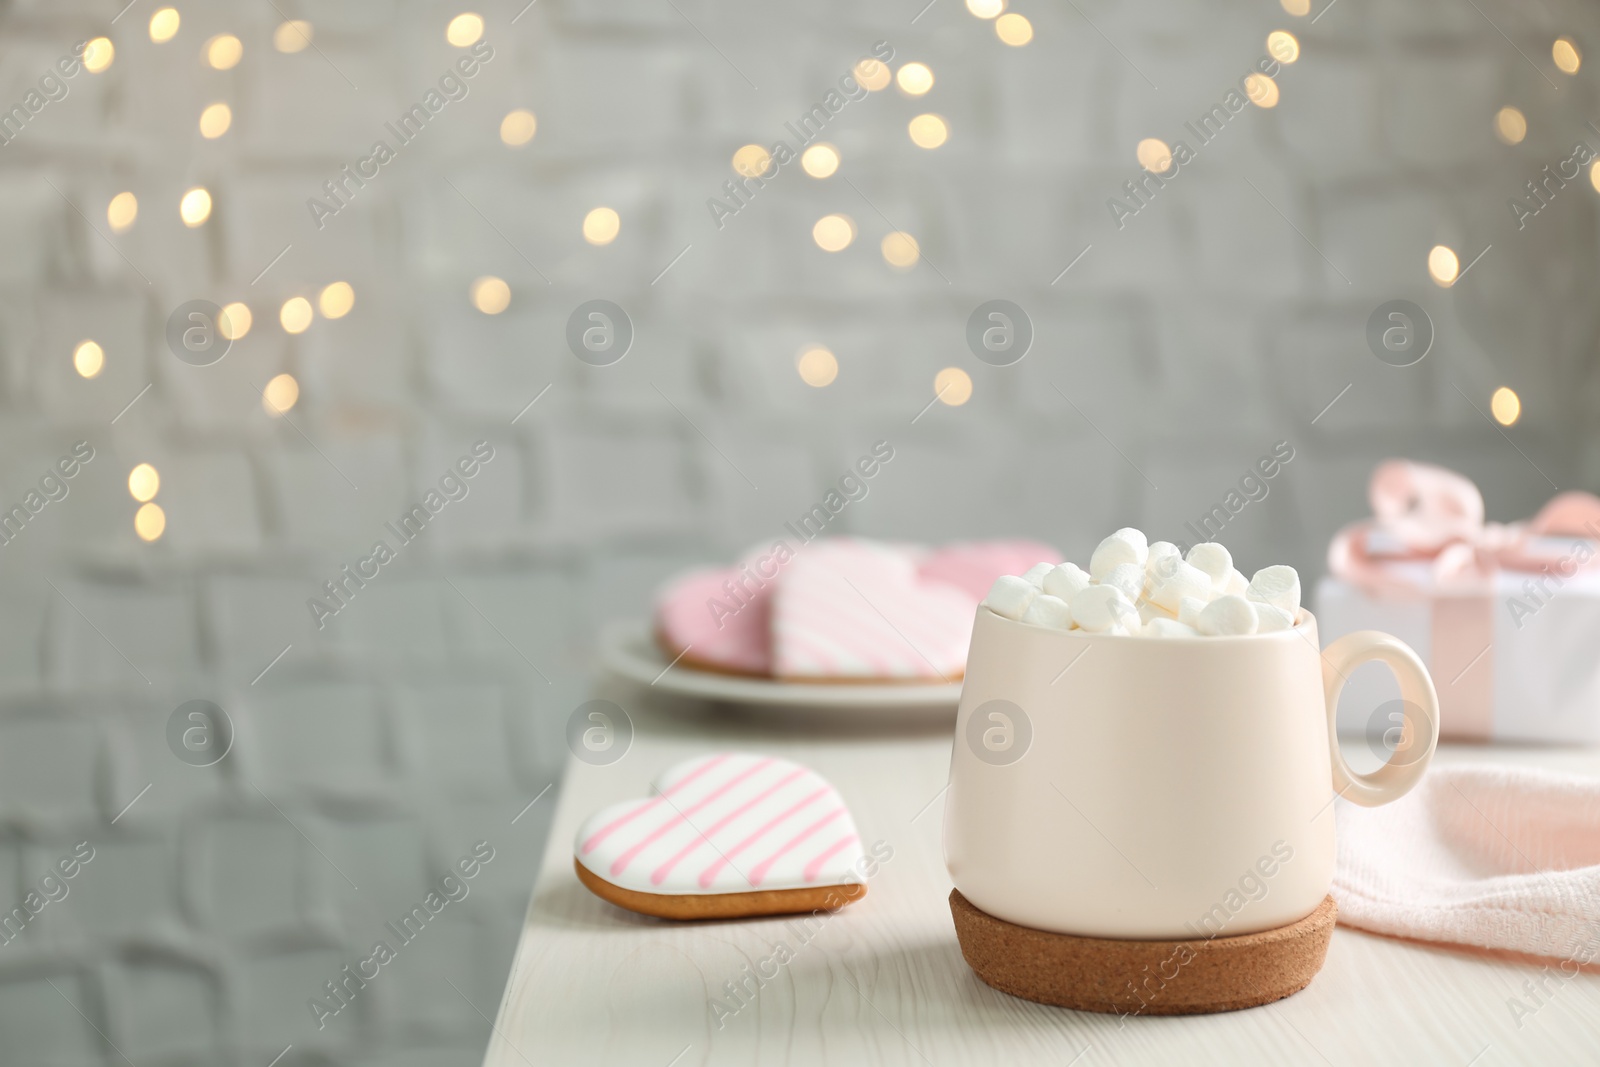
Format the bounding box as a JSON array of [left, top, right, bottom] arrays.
[[597, 621, 962, 714]]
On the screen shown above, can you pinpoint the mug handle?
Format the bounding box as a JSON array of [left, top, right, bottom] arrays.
[[1321, 630, 1440, 808]]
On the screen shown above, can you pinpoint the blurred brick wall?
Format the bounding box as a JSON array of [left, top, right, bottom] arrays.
[[2, 0, 1600, 1063]]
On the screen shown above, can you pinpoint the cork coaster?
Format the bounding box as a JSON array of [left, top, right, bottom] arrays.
[[950, 890, 1336, 1015], [577, 860, 866, 920]]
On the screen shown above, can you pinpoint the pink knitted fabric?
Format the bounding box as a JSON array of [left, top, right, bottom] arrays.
[[1334, 764, 1600, 959]]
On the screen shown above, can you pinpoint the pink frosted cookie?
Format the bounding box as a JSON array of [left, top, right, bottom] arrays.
[[919, 540, 1063, 601], [574, 752, 870, 919], [771, 539, 978, 682], [654, 563, 775, 677]]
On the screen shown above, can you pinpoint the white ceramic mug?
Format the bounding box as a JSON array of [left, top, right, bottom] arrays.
[[943, 607, 1439, 939]]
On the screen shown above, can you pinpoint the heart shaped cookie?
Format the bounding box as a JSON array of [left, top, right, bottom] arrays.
[[574, 752, 868, 919]]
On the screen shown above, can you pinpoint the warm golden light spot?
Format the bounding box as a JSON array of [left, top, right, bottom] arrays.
[[908, 114, 948, 148], [179, 187, 212, 227], [1553, 37, 1581, 74], [935, 367, 973, 406], [582, 206, 621, 245], [1246, 73, 1280, 108], [854, 58, 891, 91], [84, 38, 114, 73], [73, 341, 104, 379], [279, 296, 313, 334], [205, 34, 243, 70], [219, 302, 252, 340], [128, 463, 160, 502], [447, 13, 484, 47], [319, 281, 354, 319], [966, 0, 1006, 17], [107, 191, 138, 232], [881, 232, 920, 269], [896, 62, 934, 95], [149, 8, 180, 43], [1267, 31, 1300, 63], [1491, 386, 1521, 426], [812, 214, 855, 252], [796, 346, 839, 387], [801, 143, 840, 177], [274, 20, 313, 53], [199, 102, 232, 138], [1136, 138, 1173, 173], [501, 109, 538, 146], [263, 373, 300, 415], [135, 502, 166, 542], [995, 13, 1033, 46], [732, 143, 772, 177], [1280, 0, 1311, 15], [471, 276, 511, 314], [1428, 245, 1460, 287], [1494, 106, 1527, 145], [1591, 160, 1600, 193]]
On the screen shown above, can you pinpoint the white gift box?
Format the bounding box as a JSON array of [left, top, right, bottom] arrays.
[[1317, 560, 1600, 744]]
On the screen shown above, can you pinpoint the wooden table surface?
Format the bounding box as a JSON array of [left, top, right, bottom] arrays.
[[484, 679, 1600, 1066]]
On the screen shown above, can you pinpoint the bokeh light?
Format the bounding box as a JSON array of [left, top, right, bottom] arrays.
[[801, 144, 840, 177], [73, 341, 104, 379], [966, 0, 1005, 17], [1246, 73, 1280, 108], [732, 144, 772, 176], [935, 367, 973, 406], [583, 207, 621, 245], [319, 281, 354, 319], [501, 109, 538, 146], [84, 38, 114, 73], [149, 8, 180, 43], [280, 296, 313, 333], [1136, 138, 1173, 173], [909, 114, 948, 148], [1491, 387, 1521, 426], [812, 214, 855, 252], [275, 20, 313, 53], [995, 13, 1033, 46], [219, 302, 252, 340], [107, 191, 138, 232], [881, 232, 920, 269], [179, 187, 212, 227], [896, 62, 934, 95], [471, 276, 511, 314], [128, 463, 160, 502], [1280, 0, 1311, 14], [796, 346, 839, 387], [206, 34, 243, 70], [263, 373, 300, 415], [135, 503, 166, 542], [1494, 106, 1527, 145], [1267, 31, 1300, 63], [854, 58, 891, 91], [447, 13, 484, 47], [1553, 37, 1581, 74], [199, 102, 232, 138], [1428, 245, 1460, 287]]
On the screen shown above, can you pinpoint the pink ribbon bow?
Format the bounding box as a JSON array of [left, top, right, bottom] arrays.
[[1327, 460, 1600, 740]]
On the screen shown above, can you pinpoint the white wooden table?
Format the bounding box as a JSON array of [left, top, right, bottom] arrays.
[[484, 679, 1600, 1066]]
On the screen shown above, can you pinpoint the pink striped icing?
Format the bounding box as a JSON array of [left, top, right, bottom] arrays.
[[573, 753, 867, 897]]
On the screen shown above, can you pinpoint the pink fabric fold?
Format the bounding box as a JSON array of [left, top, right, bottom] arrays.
[[1334, 764, 1600, 959]]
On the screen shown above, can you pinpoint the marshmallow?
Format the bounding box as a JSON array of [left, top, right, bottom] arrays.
[[1247, 565, 1302, 614], [1223, 568, 1249, 597], [1090, 528, 1149, 581], [982, 576, 1037, 620], [1020, 562, 1055, 589], [1072, 584, 1136, 633], [1100, 562, 1145, 602], [1139, 600, 1177, 624], [1021, 593, 1073, 630], [1194, 594, 1259, 636], [1148, 560, 1213, 611], [1042, 562, 1092, 602], [1186, 542, 1233, 587], [1177, 596, 1208, 626], [1254, 602, 1296, 632], [1142, 618, 1199, 638]]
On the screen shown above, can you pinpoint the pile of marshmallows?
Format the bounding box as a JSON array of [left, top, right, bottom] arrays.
[[981, 528, 1301, 637]]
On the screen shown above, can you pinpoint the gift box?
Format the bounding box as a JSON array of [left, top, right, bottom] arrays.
[[1316, 461, 1600, 744]]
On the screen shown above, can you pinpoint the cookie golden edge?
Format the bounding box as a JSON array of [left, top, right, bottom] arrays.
[[576, 859, 868, 920], [653, 628, 964, 686]]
